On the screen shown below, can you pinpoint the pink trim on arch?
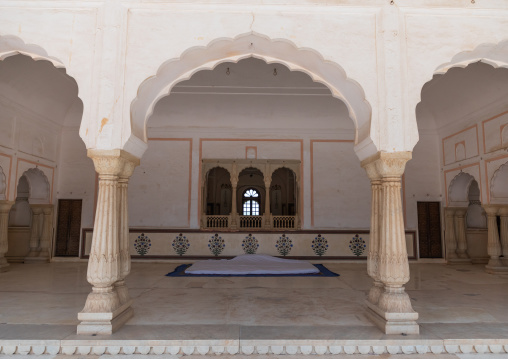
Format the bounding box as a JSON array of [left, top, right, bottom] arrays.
[[0, 152, 13, 200]]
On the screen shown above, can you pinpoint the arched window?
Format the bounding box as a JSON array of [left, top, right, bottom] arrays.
[[243, 189, 260, 216]]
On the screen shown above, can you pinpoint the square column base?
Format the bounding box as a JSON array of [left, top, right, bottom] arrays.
[[77, 301, 133, 335], [365, 300, 419, 335], [0, 264, 8, 272], [485, 265, 508, 274], [447, 258, 472, 265], [24, 256, 50, 264]]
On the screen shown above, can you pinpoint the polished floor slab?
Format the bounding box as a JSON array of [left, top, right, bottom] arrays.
[[0, 261, 507, 356]]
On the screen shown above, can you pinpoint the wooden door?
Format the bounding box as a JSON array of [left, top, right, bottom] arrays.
[[417, 202, 443, 258], [55, 199, 82, 256]]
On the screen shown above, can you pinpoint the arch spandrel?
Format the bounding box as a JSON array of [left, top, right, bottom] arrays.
[[131, 33, 373, 160]]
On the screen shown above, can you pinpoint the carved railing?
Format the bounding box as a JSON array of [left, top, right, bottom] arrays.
[[239, 215, 263, 228], [205, 215, 230, 228], [272, 215, 296, 229]]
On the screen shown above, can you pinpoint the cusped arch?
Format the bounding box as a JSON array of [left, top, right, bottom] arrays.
[[434, 40, 508, 76], [490, 161, 508, 204], [448, 172, 477, 207], [21, 168, 50, 204], [132, 32, 372, 147], [0, 165, 6, 200]]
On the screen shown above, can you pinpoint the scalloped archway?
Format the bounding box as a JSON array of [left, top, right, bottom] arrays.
[[131, 33, 372, 155], [448, 172, 478, 207]]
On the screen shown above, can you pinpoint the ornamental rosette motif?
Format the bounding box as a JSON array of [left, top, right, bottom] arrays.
[[208, 233, 225, 256], [349, 234, 366, 256], [312, 234, 328, 256], [172, 233, 190, 256], [134, 233, 151, 256], [242, 233, 259, 254], [276, 234, 293, 256]]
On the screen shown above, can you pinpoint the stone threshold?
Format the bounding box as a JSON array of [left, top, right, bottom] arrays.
[[1, 339, 508, 355]]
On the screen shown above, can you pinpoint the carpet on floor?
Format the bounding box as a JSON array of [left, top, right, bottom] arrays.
[[166, 264, 339, 277]]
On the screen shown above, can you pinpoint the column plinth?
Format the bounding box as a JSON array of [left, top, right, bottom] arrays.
[[361, 152, 419, 335], [77, 149, 139, 335], [0, 201, 14, 272], [483, 205, 508, 273]]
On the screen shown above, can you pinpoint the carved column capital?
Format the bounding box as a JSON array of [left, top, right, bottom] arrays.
[[0, 200, 14, 213], [454, 207, 468, 217], [88, 149, 140, 178], [361, 151, 412, 179], [497, 206, 508, 217], [444, 207, 457, 217], [483, 204, 500, 217]]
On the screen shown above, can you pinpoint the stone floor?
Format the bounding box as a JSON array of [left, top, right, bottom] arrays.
[[0, 261, 508, 356]]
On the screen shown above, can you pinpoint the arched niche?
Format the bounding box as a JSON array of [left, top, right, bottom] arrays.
[[490, 161, 508, 204], [205, 167, 232, 215], [131, 33, 373, 158], [448, 172, 477, 207], [466, 179, 486, 229], [8, 175, 31, 227], [21, 168, 50, 205], [0, 165, 6, 200], [237, 167, 265, 216], [270, 167, 296, 216]]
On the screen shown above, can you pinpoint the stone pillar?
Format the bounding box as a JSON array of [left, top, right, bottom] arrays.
[[362, 152, 419, 335], [454, 207, 471, 262], [230, 180, 238, 229], [264, 178, 271, 229], [114, 161, 136, 306], [499, 207, 508, 266], [444, 207, 458, 261], [0, 201, 14, 272], [77, 149, 139, 335], [37, 205, 54, 261], [363, 161, 383, 305], [484, 205, 508, 274], [25, 206, 43, 261]]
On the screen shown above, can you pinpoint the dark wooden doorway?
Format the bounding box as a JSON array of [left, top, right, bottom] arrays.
[[417, 201, 443, 258], [55, 199, 82, 256]]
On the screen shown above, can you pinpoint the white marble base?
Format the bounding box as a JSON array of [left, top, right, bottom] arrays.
[[485, 265, 508, 274], [365, 300, 419, 335], [24, 257, 50, 264], [77, 303, 133, 335], [447, 258, 472, 265]]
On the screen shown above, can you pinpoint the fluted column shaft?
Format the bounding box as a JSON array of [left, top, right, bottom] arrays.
[[0, 201, 14, 271], [454, 208, 469, 259], [230, 180, 238, 229], [27, 206, 43, 257], [114, 161, 135, 305], [484, 205, 503, 269], [38, 205, 53, 260], [78, 149, 139, 335], [444, 207, 458, 260], [363, 161, 383, 304], [264, 179, 271, 228], [361, 152, 418, 335]]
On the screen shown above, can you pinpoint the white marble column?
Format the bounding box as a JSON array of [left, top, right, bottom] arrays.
[[264, 178, 271, 229], [499, 207, 508, 266], [38, 205, 53, 262], [484, 205, 508, 273], [444, 207, 458, 261], [230, 180, 238, 229], [0, 201, 14, 272], [454, 207, 471, 262], [78, 149, 139, 335], [114, 161, 136, 306], [25, 206, 43, 262], [363, 161, 383, 305], [362, 152, 419, 335]]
